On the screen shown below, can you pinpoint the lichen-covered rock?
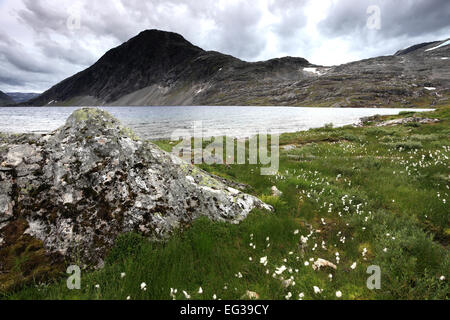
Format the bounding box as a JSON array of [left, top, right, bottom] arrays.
[[0, 108, 271, 273]]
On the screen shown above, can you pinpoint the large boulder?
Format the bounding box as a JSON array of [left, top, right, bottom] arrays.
[[0, 108, 271, 277]]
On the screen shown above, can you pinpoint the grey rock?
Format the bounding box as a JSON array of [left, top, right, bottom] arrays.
[[0, 108, 272, 266]]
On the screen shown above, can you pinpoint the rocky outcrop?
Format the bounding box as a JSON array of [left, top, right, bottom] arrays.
[[26, 30, 450, 108], [0, 108, 271, 281]]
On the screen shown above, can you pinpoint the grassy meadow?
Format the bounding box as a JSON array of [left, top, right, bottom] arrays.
[[3, 107, 449, 300]]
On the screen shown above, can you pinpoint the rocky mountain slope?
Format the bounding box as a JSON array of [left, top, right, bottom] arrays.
[[0, 108, 271, 289], [27, 30, 450, 108], [0, 91, 14, 106]]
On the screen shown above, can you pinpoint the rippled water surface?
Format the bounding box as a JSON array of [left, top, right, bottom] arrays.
[[0, 106, 431, 139]]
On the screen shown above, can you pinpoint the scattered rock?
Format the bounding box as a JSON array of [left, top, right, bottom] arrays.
[[375, 117, 440, 127], [282, 145, 297, 151], [242, 290, 260, 300], [271, 186, 283, 197], [312, 258, 337, 271]]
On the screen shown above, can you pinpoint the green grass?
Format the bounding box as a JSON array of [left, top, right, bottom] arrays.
[[3, 107, 449, 300]]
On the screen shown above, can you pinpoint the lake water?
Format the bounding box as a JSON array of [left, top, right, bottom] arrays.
[[0, 106, 432, 140]]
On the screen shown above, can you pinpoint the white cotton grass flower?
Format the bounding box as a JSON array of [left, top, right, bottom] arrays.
[[235, 272, 243, 278], [183, 290, 191, 299], [294, 229, 299, 235], [350, 262, 357, 270], [140, 282, 147, 290], [126, 296, 131, 300], [336, 291, 342, 298], [298, 292, 305, 300], [313, 286, 323, 294], [260, 256, 268, 266], [95, 284, 100, 289], [275, 265, 287, 275], [170, 288, 178, 300], [439, 275, 445, 281], [304, 261, 309, 266], [285, 292, 292, 300], [249, 257, 253, 261], [198, 287, 203, 294], [120, 272, 126, 278], [213, 294, 217, 300]]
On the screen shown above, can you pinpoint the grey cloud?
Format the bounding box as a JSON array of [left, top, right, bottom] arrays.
[[35, 39, 97, 66], [0, 33, 55, 73], [208, 1, 266, 59], [17, 0, 69, 35], [319, 0, 450, 39], [268, 0, 309, 37]]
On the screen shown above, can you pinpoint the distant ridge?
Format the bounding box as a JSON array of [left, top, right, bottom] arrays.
[[6, 92, 41, 104], [0, 90, 14, 105]]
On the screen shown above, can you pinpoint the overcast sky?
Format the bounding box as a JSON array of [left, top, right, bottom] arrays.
[[0, 0, 449, 93]]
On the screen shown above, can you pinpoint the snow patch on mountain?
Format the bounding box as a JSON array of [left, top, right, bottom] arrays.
[[425, 40, 450, 52]]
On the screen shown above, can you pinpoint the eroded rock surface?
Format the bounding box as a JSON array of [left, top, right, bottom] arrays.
[[0, 108, 271, 276]]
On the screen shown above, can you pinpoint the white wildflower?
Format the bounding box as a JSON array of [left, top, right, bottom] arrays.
[[313, 286, 322, 294], [183, 291, 191, 299], [275, 265, 287, 275], [260, 256, 268, 266]]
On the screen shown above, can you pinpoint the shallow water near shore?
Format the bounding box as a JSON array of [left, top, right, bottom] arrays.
[[0, 106, 432, 139]]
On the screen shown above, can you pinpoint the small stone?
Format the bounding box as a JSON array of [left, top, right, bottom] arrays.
[[271, 186, 283, 197]]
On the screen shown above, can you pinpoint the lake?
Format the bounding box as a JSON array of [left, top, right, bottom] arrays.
[[0, 106, 432, 140]]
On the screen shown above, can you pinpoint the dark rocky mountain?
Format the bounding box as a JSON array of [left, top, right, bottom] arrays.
[[0, 91, 14, 106], [6, 92, 41, 104], [27, 30, 450, 108]]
